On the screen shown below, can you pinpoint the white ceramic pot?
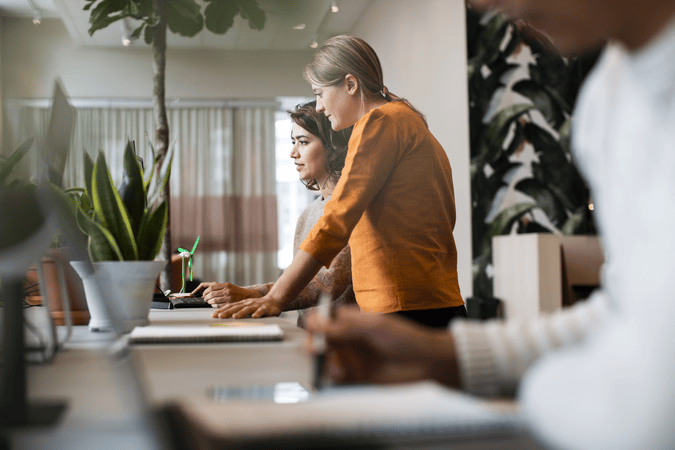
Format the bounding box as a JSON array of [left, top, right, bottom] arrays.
[[70, 260, 165, 333]]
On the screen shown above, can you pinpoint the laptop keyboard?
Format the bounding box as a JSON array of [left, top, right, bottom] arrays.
[[171, 296, 211, 308]]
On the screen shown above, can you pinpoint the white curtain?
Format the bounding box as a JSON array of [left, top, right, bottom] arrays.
[[3, 100, 279, 286]]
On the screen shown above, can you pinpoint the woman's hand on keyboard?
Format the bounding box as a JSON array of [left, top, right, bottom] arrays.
[[193, 282, 263, 308], [212, 296, 282, 319]]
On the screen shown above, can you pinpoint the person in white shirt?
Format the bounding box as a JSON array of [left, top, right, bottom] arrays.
[[307, 1, 675, 448]]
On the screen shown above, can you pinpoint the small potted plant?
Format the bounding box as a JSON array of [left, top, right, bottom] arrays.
[[69, 139, 173, 332]]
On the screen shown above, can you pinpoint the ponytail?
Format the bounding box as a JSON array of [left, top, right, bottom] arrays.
[[305, 35, 428, 127]]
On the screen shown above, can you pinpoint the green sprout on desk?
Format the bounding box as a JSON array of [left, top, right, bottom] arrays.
[[178, 236, 200, 293]]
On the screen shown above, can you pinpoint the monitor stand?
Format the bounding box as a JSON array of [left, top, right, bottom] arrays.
[[0, 280, 68, 428]]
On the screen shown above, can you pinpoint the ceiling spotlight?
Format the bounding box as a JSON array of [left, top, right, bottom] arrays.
[[310, 37, 318, 48], [331, 0, 338, 13], [121, 18, 134, 46], [27, 0, 41, 24], [292, 23, 306, 30]]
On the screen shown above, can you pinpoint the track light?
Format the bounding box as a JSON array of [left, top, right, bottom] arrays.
[[27, 0, 41, 25], [310, 36, 318, 48], [121, 18, 133, 47], [331, 0, 338, 13]]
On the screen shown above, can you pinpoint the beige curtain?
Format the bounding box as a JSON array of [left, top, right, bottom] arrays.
[[3, 100, 279, 286]]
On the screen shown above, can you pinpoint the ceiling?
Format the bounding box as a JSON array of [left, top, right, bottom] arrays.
[[0, 0, 373, 49]]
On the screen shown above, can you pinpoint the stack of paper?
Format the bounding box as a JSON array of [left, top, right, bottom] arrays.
[[128, 324, 283, 343]]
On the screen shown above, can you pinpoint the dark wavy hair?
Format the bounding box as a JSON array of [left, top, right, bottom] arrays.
[[288, 101, 352, 191]]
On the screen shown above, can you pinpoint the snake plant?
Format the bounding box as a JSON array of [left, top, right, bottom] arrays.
[[73, 139, 174, 262]]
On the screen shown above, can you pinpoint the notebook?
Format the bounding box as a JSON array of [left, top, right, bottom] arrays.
[[166, 380, 525, 449], [128, 324, 284, 343]]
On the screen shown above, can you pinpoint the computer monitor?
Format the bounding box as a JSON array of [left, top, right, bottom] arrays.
[[0, 80, 75, 426]]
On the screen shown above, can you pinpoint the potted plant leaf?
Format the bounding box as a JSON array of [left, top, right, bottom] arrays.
[[0, 137, 35, 303], [70, 138, 173, 332]]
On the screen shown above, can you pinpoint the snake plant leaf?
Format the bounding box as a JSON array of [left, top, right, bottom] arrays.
[[118, 140, 146, 235], [92, 152, 139, 260], [0, 137, 33, 186], [136, 201, 168, 260], [45, 182, 87, 249], [167, 0, 204, 37], [76, 207, 124, 262], [234, 0, 266, 30], [143, 133, 156, 188], [83, 151, 95, 202]]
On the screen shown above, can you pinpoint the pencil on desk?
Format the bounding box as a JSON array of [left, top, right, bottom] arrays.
[[312, 292, 331, 391]]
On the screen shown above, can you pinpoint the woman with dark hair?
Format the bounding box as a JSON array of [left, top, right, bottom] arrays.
[[193, 102, 355, 325]]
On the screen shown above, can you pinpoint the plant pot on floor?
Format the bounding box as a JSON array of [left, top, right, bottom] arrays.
[[71, 260, 165, 333]]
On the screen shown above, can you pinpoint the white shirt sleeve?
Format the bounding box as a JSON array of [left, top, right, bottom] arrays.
[[452, 291, 611, 397]]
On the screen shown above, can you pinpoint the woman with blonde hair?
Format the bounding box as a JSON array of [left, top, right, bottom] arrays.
[[214, 35, 466, 328]]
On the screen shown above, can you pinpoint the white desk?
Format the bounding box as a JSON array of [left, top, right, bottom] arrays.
[[7, 309, 543, 450], [9, 310, 310, 449]]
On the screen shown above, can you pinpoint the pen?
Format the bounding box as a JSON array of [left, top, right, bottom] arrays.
[[312, 292, 331, 391]]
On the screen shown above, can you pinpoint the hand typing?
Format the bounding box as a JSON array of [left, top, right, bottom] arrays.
[[212, 296, 283, 319], [192, 282, 262, 308]]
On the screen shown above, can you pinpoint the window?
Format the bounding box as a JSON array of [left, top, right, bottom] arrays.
[[275, 99, 317, 270]]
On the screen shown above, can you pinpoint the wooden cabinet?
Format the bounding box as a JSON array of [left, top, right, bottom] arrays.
[[492, 234, 604, 320]]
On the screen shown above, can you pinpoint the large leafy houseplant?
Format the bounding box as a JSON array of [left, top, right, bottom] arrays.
[[84, 0, 266, 290], [467, 7, 599, 300]]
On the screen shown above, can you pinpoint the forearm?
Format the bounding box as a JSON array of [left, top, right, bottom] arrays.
[[423, 330, 462, 389], [244, 283, 274, 298], [451, 291, 611, 397], [286, 246, 353, 310], [267, 249, 323, 309]]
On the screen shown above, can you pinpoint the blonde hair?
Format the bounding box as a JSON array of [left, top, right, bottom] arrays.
[[304, 35, 427, 127]]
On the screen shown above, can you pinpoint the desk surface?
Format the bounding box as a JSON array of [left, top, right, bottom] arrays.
[[27, 310, 310, 416], [10, 309, 542, 450]]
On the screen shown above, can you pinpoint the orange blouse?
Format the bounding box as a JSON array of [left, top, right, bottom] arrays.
[[299, 101, 463, 313]]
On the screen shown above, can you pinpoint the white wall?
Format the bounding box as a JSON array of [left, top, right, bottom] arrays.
[[352, 0, 473, 297], [0, 18, 315, 99]]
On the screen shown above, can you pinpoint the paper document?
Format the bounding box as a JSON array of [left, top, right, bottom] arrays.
[[128, 324, 283, 343]]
